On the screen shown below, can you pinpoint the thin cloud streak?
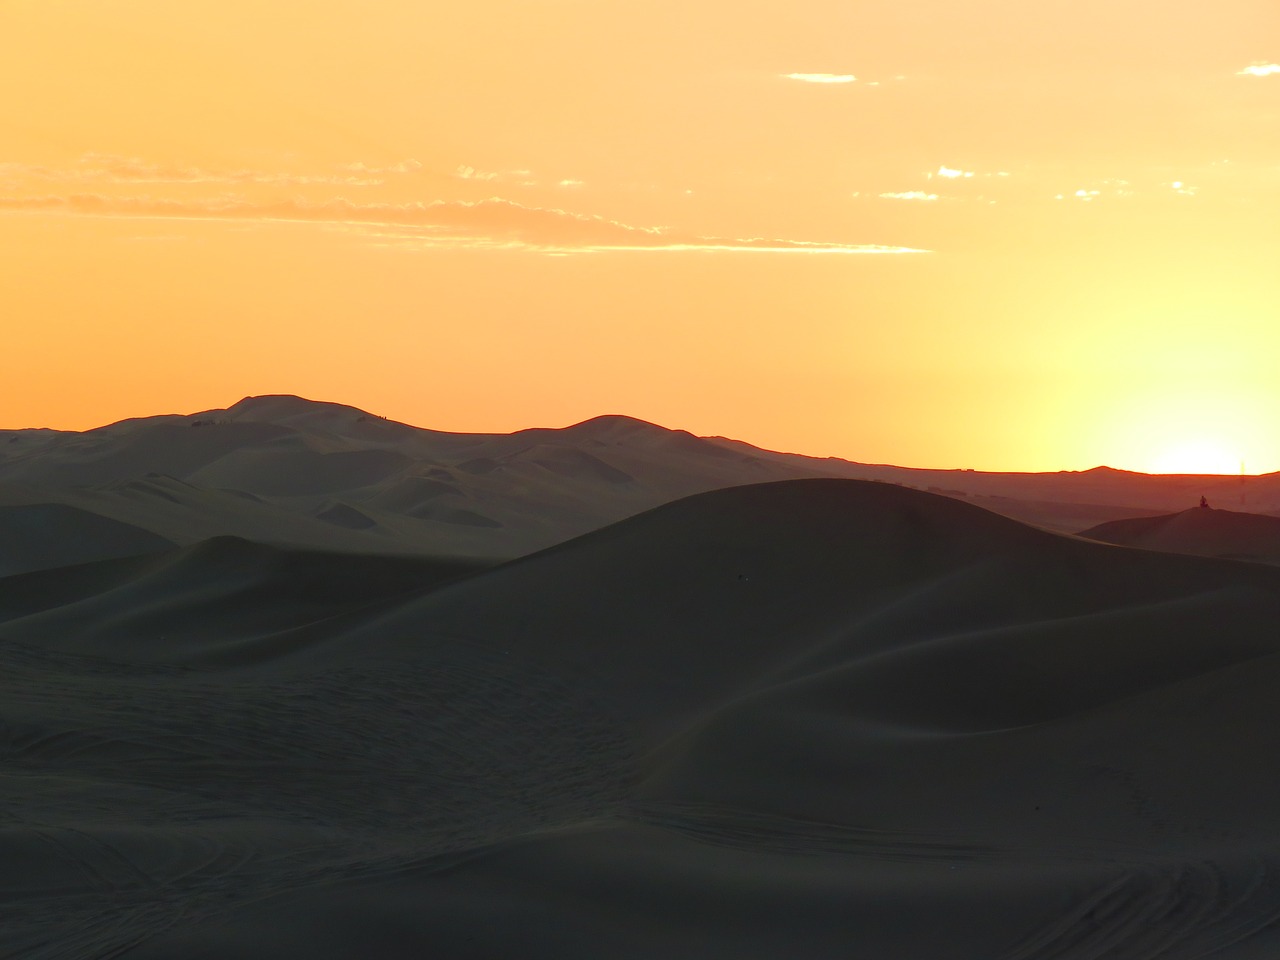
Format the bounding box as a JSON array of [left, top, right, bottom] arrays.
[[783, 73, 857, 84], [1238, 63, 1280, 77], [0, 154, 420, 187], [0, 194, 926, 255], [339, 159, 422, 175], [453, 164, 540, 186], [454, 164, 501, 182]]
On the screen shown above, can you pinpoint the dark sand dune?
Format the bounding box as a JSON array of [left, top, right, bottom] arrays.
[[8, 479, 1280, 957], [186, 446, 415, 497], [1080, 506, 1280, 564], [0, 477, 455, 560], [365, 476, 464, 514], [0, 537, 488, 662], [0, 502, 174, 576], [508, 444, 636, 485], [314, 502, 378, 529], [0, 419, 292, 488], [0, 398, 840, 561]]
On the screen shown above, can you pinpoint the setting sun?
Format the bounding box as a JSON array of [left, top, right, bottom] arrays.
[[1084, 383, 1276, 476], [1149, 439, 1242, 476]]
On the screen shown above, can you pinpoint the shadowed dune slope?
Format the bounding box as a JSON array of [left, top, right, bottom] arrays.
[[9, 480, 1280, 958], [1079, 506, 1280, 563], [0, 420, 293, 488], [0, 538, 490, 662], [0, 502, 175, 576], [331, 480, 1280, 738]]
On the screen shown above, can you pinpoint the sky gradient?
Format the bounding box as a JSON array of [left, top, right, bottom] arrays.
[[3, 0, 1278, 472]]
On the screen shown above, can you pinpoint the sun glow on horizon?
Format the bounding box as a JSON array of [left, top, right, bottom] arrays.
[[1084, 383, 1279, 477], [1147, 439, 1243, 476], [2, 1, 1279, 468]]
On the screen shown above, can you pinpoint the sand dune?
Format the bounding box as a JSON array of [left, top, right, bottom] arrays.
[[0, 397, 842, 563], [0, 502, 173, 576], [1080, 506, 1280, 564], [0, 477, 458, 562], [8, 394, 1274, 576], [0, 537, 487, 663], [7, 479, 1280, 957], [314, 501, 378, 529]]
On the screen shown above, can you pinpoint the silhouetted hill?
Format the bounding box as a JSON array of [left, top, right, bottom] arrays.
[[1079, 506, 1280, 564]]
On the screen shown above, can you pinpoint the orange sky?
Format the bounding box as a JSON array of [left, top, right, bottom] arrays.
[[3, 0, 1278, 472]]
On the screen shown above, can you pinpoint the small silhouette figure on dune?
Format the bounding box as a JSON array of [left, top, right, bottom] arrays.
[[1200, 496, 1209, 509]]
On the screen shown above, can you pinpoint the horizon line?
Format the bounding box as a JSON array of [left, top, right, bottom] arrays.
[[2, 393, 1272, 480]]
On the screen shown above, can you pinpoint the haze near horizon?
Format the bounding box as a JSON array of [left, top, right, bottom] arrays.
[[3, 0, 1278, 473]]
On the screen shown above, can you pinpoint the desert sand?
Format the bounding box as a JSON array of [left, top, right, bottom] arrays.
[[1080, 506, 1280, 564], [7, 400, 1280, 957], [4, 395, 1272, 583]]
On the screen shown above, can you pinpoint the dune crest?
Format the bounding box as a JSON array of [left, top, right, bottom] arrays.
[[1080, 505, 1280, 564]]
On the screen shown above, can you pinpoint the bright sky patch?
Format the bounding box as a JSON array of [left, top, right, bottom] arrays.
[[783, 73, 856, 84]]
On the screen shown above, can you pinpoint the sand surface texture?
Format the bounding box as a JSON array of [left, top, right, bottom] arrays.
[[1080, 507, 1280, 564], [6, 476, 1280, 958]]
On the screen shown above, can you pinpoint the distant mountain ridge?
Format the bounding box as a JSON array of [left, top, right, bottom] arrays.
[[2, 393, 1278, 577]]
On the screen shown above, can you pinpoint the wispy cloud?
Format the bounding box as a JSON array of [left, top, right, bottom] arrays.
[[453, 164, 539, 186], [339, 159, 422, 175], [879, 191, 939, 201], [0, 193, 926, 255], [454, 164, 500, 182], [1238, 63, 1280, 77], [934, 165, 975, 180], [0, 154, 417, 187], [1052, 176, 1195, 202], [783, 73, 857, 84]]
